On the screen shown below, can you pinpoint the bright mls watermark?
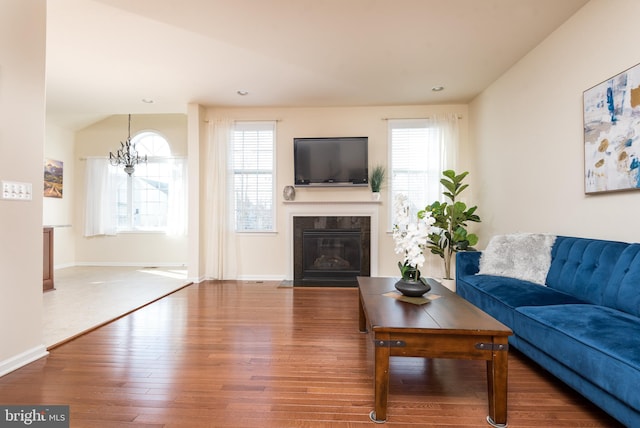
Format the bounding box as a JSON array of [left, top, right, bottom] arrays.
[[0, 406, 69, 427]]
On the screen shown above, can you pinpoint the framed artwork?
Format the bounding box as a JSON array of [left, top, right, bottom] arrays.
[[584, 62, 640, 194], [44, 158, 63, 198]]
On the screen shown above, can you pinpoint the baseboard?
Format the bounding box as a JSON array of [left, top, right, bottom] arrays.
[[0, 345, 48, 378], [71, 262, 188, 268], [236, 275, 286, 282], [200, 275, 285, 282], [53, 262, 75, 270]]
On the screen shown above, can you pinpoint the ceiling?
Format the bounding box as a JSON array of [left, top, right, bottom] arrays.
[[45, 0, 589, 130]]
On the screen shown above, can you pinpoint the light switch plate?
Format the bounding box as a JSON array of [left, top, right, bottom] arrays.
[[1, 180, 33, 201]]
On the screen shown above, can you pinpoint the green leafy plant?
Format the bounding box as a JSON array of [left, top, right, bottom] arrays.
[[369, 165, 386, 193], [418, 170, 481, 280]]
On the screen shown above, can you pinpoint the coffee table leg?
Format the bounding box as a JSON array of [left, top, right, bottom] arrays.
[[370, 337, 390, 423], [486, 338, 508, 427], [358, 290, 367, 333]]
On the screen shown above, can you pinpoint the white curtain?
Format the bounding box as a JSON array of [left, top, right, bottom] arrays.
[[204, 118, 237, 279], [424, 113, 461, 279], [432, 113, 459, 172], [83, 157, 117, 237], [389, 114, 460, 216], [166, 157, 188, 236]]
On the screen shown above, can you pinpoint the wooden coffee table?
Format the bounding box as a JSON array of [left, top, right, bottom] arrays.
[[358, 276, 512, 426]]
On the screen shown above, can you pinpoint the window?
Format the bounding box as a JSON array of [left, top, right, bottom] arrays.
[[84, 130, 187, 237], [389, 119, 445, 226], [111, 132, 175, 232], [231, 121, 276, 232]]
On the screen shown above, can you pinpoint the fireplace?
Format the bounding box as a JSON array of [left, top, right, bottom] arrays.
[[303, 229, 361, 280], [293, 216, 370, 286]]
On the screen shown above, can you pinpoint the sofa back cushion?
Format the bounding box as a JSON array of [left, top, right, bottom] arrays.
[[603, 244, 640, 317], [546, 236, 629, 305]]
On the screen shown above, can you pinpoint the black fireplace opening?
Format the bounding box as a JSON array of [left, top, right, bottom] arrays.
[[293, 216, 370, 287], [303, 229, 361, 281]]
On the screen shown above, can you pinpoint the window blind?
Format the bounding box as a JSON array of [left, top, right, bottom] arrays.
[[232, 121, 276, 232], [389, 119, 443, 224]]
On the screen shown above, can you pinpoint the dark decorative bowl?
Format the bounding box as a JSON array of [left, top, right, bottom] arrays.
[[394, 278, 431, 297]]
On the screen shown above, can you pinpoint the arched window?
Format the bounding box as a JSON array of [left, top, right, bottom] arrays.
[[134, 131, 171, 157], [113, 131, 175, 232], [84, 128, 187, 237]]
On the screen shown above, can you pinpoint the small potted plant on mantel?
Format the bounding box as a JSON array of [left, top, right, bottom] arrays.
[[369, 165, 386, 201], [419, 170, 481, 291]]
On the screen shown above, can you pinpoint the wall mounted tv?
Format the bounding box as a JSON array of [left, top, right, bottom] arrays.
[[294, 137, 368, 187]]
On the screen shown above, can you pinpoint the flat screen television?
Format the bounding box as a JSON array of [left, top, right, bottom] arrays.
[[294, 137, 368, 186]]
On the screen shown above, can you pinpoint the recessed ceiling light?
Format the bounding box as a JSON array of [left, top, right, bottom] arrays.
[[431, 86, 445, 92], [141, 98, 154, 104], [237, 90, 249, 96]]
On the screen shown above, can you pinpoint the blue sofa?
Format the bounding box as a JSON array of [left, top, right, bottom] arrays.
[[456, 235, 640, 427]]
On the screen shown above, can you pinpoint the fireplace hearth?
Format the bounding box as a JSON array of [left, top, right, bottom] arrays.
[[293, 216, 370, 286]]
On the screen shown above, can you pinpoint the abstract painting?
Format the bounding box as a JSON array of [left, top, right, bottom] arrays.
[[584, 63, 640, 194], [44, 158, 63, 198]]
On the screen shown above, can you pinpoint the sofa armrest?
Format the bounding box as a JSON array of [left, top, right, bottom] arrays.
[[456, 251, 481, 279]]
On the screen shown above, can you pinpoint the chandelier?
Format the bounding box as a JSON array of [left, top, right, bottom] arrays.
[[109, 114, 147, 176]]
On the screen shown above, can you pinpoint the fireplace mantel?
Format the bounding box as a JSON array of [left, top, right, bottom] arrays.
[[283, 200, 382, 206], [284, 201, 380, 280]]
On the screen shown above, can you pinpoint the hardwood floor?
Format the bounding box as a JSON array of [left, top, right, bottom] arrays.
[[0, 281, 623, 427]]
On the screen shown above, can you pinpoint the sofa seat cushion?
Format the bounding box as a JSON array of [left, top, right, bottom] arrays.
[[459, 274, 586, 327], [514, 304, 640, 410], [462, 274, 586, 307]]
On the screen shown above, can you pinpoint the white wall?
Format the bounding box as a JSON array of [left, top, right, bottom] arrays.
[[73, 114, 188, 266], [0, 0, 48, 375], [205, 105, 469, 280], [470, 0, 640, 246], [44, 122, 76, 268]]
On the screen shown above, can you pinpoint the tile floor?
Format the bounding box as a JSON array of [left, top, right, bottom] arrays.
[[43, 265, 191, 348]]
